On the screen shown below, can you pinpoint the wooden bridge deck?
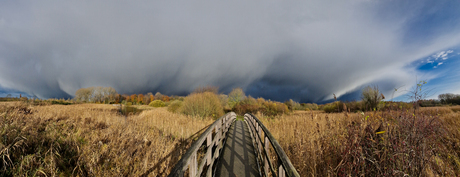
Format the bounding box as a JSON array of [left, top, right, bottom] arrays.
[[215, 120, 260, 177]]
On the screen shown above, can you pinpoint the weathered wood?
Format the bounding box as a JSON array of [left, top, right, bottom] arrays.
[[264, 136, 269, 176], [214, 120, 259, 176], [168, 112, 236, 177], [279, 165, 286, 177], [206, 133, 212, 166], [189, 152, 197, 177], [169, 111, 298, 177], [245, 113, 300, 177]]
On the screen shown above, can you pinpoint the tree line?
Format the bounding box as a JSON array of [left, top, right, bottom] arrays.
[[74, 87, 173, 104], [438, 93, 460, 105]]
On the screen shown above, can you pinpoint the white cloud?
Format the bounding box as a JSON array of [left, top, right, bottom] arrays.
[[431, 50, 454, 60]]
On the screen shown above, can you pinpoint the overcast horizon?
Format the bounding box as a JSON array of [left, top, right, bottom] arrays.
[[1, 0, 460, 103]]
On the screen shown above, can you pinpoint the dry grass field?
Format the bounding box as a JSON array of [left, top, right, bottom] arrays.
[[2, 101, 460, 176], [258, 106, 460, 176], [0, 102, 213, 176]]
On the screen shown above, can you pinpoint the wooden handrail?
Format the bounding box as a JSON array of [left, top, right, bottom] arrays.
[[245, 113, 300, 177], [168, 112, 236, 177]]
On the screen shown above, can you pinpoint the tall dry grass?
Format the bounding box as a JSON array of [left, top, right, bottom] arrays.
[[257, 107, 460, 176], [0, 102, 213, 176]]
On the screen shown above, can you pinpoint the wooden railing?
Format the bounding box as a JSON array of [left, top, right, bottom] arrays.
[[244, 113, 300, 177], [168, 112, 236, 177]]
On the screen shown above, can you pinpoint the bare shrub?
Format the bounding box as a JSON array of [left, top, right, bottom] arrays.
[[228, 88, 245, 109], [362, 85, 384, 111]]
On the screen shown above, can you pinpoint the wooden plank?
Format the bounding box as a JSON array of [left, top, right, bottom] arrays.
[[169, 112, 236, 177], [279, 165, 285, 177], [214, 120, 259, 177], [189, 152, 197, 177], [265, 136, 269, 176], [246, 113, 300, 177]]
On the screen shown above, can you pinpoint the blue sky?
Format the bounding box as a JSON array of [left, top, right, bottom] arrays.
[[0, 0, 460, 103], [392, 47, 460, 101]]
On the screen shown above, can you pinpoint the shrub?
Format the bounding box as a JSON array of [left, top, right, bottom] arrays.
[[284, 99, 303, 111], [323, 102, 339, 113], [304, 103, 318, 110], [261, 101, 289, 116], [167, 100, 183, 113], [233, 103, 260, 115], [362, 85, 384, 111], [179, 92, 224, 119], [149, 100, 165, 107]]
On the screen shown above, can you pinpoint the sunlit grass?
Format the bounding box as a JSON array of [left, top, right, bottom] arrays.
[[0, 102, 213, 176]]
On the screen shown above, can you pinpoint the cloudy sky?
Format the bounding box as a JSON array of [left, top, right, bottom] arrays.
[[1, 0, 460, 103]]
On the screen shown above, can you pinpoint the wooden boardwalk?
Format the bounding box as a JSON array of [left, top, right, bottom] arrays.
[[168, 113, 299, 177], [215, 120, 260, 177]]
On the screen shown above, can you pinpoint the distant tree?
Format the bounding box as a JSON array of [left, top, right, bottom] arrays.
[[438, 93, 460, 105], [6, 94, 12, 98], [130, 94, 137, 104], [193, 85, 219, 94], [144, 92, 153, 105], [115, 94, 121, 104], [123, 94, 130, 102], [228, 88, 246, 108], [74, 88, 85, 102], [150, 94, 154, 102], [362, 85, 384, 111], [219, 94, 229, 108], [163, 95, 170, 102], [92, 87, 104, 103], [138, 94, 144, 104], [104, 87, 117, 103], [75, 87, 94, 103], [155, 92, 164, 101]]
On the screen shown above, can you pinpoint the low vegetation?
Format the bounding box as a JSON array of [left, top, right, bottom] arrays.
[[259, 106, 460, 176], [2, 83, 460, 176], [179, 92, 224, 119], [149, 100, 166, 107], [0, 102, 213, 176]]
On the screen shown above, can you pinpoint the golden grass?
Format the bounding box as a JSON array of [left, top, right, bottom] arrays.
[[0, 102, 213, 176], [450, 105, 460, 112], [4, 100, 460, 176], [257, 107, 460, 176]]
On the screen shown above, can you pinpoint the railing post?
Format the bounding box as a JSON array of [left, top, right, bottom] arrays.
[[265, 136, 269, 176], [279, 165, 285, 177], [257, 125, 264, 160], [206, 132, 212, 165], [189, 152, 197, 177]]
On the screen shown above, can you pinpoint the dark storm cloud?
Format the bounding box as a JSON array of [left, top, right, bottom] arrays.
[[0, 0, 460, 102]]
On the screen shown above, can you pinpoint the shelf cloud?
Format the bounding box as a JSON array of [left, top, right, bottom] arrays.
[[1, 0, 460, 102]]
